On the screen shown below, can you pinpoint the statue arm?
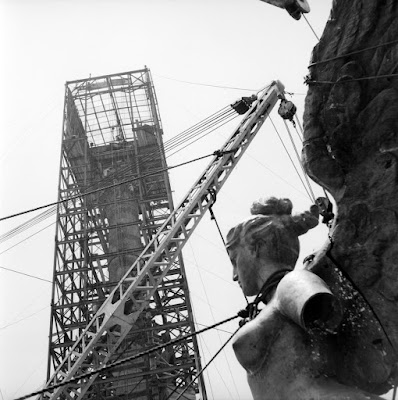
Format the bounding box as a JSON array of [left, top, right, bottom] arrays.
[[275, 270, 342, 331], [291, 205, 320, 236]]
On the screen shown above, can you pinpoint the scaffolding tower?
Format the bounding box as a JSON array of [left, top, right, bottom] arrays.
[[48, 68, 206, 400]]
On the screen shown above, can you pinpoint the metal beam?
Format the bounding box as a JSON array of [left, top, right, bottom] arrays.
[[42, 80, 285, 399]]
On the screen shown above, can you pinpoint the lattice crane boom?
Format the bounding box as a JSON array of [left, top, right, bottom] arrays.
[[41, 80, 286, 399]]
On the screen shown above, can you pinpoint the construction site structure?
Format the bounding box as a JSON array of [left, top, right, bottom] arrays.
[[47, 68, 206, 400], [43, 71, 286, 399]]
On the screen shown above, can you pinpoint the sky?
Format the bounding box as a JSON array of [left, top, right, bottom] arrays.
[[1, 1, 392, 400]]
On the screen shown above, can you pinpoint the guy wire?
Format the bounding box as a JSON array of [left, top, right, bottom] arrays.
[[171, 326, 241, 400], [269, 116, 313, 202], [13, 314, 241, 400], [282, 120, 316, 202]]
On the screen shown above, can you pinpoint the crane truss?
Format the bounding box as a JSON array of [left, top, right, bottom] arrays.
[[44, 76, 285, 399]]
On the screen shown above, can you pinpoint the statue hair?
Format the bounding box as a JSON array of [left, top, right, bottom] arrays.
[[226, 197, 318, 267], [250, 197, 293, 216]]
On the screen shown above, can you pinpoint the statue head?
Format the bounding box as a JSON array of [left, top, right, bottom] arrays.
[[226, 197, 318, 296]]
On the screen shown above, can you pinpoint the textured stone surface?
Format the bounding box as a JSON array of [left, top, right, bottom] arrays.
[[303, 0, 398, 391]]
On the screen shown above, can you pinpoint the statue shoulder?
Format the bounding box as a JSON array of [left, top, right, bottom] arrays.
[[276, 270, 341, 331]]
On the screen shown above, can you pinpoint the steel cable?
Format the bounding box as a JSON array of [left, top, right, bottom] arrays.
[[165, 326, 241, 400], [0, 150, 232, 222], [308, 39, 398, 68], [0, 106, 234, 231], [13, 313, 241, 400], [269, 116, 314, 202], [282, 120, 316, 202]]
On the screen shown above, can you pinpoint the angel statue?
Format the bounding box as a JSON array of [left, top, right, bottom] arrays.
[[226, 197, 396, 400]]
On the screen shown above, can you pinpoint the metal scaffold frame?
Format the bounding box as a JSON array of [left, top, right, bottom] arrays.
[[47, 68, 206, 400], [42, 77, 285, 399]]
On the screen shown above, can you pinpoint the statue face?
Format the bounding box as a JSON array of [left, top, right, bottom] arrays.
[[228, 244, 259, 297]]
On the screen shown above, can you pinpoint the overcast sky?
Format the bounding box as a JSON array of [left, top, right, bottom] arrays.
[[3, 1, 388, 400]]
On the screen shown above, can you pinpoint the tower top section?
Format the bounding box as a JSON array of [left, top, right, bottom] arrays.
[[65, 68, 162, 148]]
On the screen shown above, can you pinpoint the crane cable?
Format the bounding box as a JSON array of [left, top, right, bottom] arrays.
[[164, 106, 234, 150], [0, 265, 51, 284], [302, 14, 320, 41], [0, 109, 239, 227], [0, 84, 273, 240], [0, 222, 55, 256], [0, 208, 55, 243], [167, 113, 239, 158], [308, 39, 398, 69], [269, 116, 314, 203], [306, 73, 398, 86], [292, 115, 331, 203], [0, 102, 242, 237], [282, 119, 316, 202], [165, 326, 241, 400], [0, 150, 236, 222], [13, 313, 243, 400], [206, 188, 249, 306], [187, 241, 240, 399]]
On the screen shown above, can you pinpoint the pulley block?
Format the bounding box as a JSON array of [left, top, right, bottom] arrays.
[[231, 95, 258, 115], [278, 99, 297, 121]]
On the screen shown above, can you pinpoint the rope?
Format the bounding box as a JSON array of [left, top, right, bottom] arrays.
[[0, 150, 228, 222], [292, 116, 303, 141], [306, 73, 398, 85], [207, 188, 249, 305], [0, 208, 54, 243], [0, 86, 264, 242], [246, 269, 292, 320], [0, 222, 54, 256], [165, 108, 235, 150], [0, 266, 51, 284], [207, 189, 226, 246], [291, 113, 332, 206], [302, 14, 320, 41], [0, 108, 236, 239], [0, 95, 245, 244], [0, 305, 49, 331], [13, 314, 241, 400], [177, 243, 237, 400], [322, 188, 331, 203], [308, 39, 398, 68], [269, 116, 313, 202], [155, 74, 257, 92], [256, 82, 273, 95], [282, 120, 316, 202], [167, 113, 239, 158]]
